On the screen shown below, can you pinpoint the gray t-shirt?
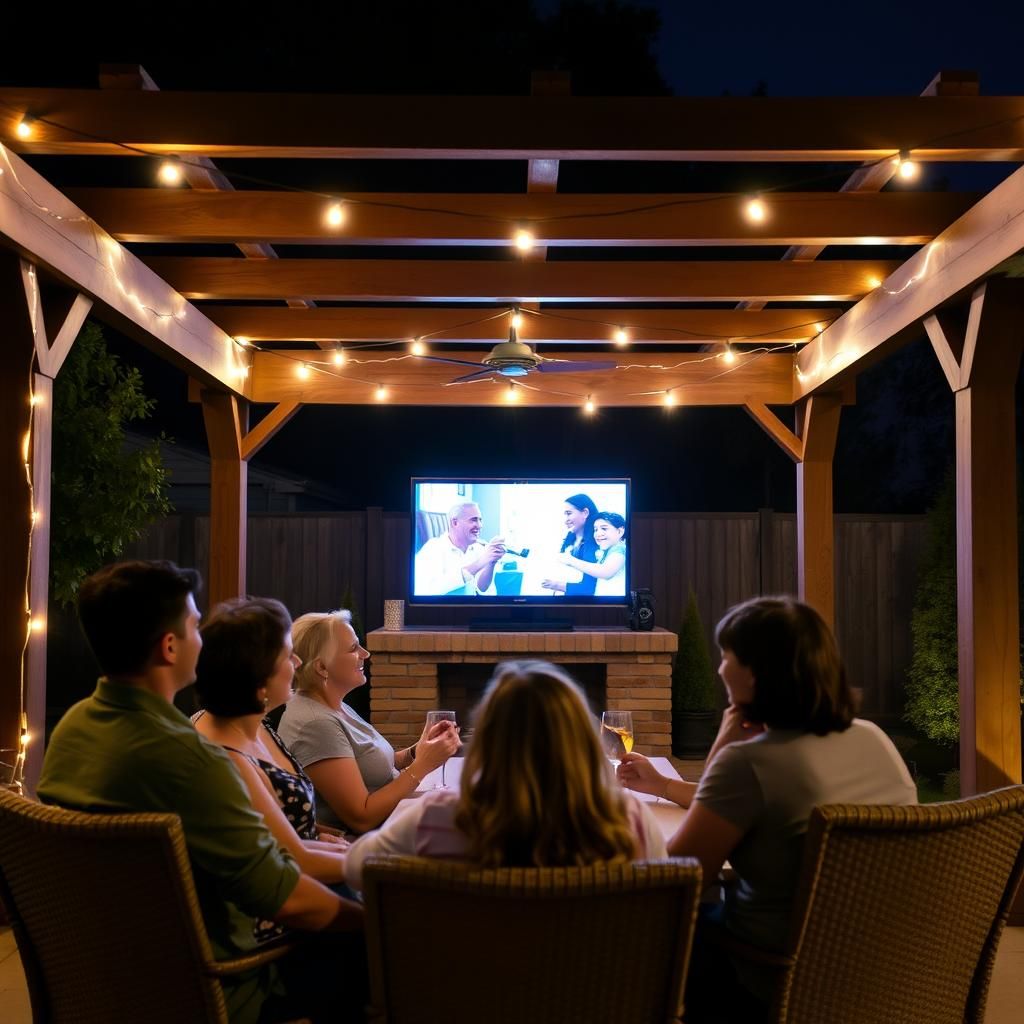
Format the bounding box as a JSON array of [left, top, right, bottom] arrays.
[[277, 693, 399, 831], [696, 719, 916, 957]]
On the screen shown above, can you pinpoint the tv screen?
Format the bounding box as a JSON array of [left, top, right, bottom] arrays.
[[411, 479, 631, 605]]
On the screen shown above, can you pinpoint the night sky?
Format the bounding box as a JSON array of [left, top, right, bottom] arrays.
[[6, 0, 1023, 515]]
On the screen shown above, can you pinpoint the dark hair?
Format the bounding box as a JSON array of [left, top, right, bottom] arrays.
[[77, 561, 201, 676], [195, 598, 292, 717], [714, 596, 855, 735], [560, 492, 600, 555], [594, 511, 627, 539]]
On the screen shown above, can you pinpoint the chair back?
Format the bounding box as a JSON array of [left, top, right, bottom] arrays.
[[362, 856, 701, 1024], [776, 786, 1024, 1024], [0, 789, 228, 1023], [415, 510, 449, 552]]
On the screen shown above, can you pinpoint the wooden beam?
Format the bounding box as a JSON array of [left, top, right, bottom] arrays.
[[241, 401, 302, 461], [796, 162, 1024, 397], [0, 144, 244, 392], [18, 260, 92, 377], [795, 394, 842, 626], [206, 306, 838, 346], [744, 402, 803, 463], [200, 391, 247, 607], [67, 189, 974, 248], [5, 91, 1024, 160], [147, 257, 901, 303], [248, 349, 795, 406], [929, 279, 1024, 793]]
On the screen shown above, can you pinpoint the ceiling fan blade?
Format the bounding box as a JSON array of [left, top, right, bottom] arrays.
[[447, 369, 496, 384], [422, 355, 489, 370], [537, 359, 618, 373]]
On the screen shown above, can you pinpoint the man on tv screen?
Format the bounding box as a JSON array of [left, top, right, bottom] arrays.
[[414, 502, 506, 596]]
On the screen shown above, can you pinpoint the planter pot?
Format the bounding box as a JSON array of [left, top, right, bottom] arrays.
[[672, 710, 718, 757]]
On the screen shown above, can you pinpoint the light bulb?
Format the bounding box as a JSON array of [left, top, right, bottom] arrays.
[[158, 158, 183, 186], [894, 151, 919, 181], [235, 336, 250, 348], [663, 390, 676, 408], [375, 385, 388, 401], [31, 510, 40, 525], [614, 328, 629, 347], [16, 117, 34, 140], [504, 383, 519, 402], [297, 363, 311, 380], [744, 196, 767, 223], [722, 344, 737, 365], [584, 396, 596, 415], [325, 202, 345, 228], [29, 393, 40, 407], [410, 339, 426, 357], [514, 229, 535, 251], [511, 310, 523, 330], [332, 348, 346, 367], [867, 275, 882, 290], [29, 615, 45, 634], [236, 365, 249, 380]]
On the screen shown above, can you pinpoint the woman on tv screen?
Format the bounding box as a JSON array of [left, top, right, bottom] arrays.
[[542, 492, 599, 596]]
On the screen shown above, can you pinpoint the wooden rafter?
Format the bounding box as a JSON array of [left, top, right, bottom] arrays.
[[206, 306, 840, 345], [0, 144, 245, 393], [148, 257, 901, 303], [796, 162, 1024, 398], [67, 188, 976, 248], [5, 91, 1024, 160], [248, 349, 794, 406]]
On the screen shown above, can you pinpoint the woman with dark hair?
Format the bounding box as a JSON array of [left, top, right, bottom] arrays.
[[619, 596, 915, 1017], [342, 660, 666, 889], [193, 598, 351, 898], [542, 492, 600, 596]]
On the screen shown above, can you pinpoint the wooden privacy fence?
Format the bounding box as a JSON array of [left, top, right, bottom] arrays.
[[122, 509, 926, 722]]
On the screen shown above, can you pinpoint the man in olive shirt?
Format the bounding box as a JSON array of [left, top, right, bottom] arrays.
[[38, 561, 363, 1024]]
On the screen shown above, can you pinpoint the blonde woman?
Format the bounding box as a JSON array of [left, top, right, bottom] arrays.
[[343, 660, 666, 889], [278, 610, 459, 835]]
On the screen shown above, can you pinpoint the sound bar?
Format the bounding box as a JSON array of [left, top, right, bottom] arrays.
[[469, 619, 575, 632]]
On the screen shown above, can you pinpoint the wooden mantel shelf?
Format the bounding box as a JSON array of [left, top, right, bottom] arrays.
[[366, 627, 677, 754]]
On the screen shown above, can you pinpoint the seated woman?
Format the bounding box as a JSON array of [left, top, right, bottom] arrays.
[[192, 597, 352, 907], [557, 511, 627, 596], [619, 596, 916, 1019], [278, 610, 459, 835], [343, 660, 667, 890]]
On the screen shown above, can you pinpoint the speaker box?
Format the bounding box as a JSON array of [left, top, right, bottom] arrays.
[[629, 589, 655, 631]]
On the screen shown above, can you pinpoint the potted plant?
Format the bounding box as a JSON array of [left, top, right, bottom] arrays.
[[672, 589, 719, 756]]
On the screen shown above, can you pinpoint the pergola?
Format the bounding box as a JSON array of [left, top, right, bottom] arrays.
[[1, 71, 1021, 797]]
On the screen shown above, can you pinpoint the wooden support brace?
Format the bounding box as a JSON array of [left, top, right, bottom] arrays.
[[241, 401, 302, 461], [744, 402, 803, 463]]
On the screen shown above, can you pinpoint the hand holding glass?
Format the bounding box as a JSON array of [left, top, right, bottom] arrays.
[[601, 710, 634, 769], [424, 710, 457, 788]]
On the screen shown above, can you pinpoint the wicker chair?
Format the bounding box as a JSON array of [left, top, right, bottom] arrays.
[[361, 855, 702, 1024], [0, 789, 298, 1023], [727, 786, 1024, 1024]]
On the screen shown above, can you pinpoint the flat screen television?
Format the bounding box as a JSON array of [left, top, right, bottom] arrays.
[[410, 478, 631, 605]]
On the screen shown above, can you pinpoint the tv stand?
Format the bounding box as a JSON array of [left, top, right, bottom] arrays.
[[469, 618, 574, 632]]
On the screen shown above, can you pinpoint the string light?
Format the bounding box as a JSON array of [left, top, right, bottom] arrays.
[[325, 202, 346, 228], [510, 309, 523, 330], [514, 229, 535, 251], [663, 389, 677, 408], [375, 385, 388, 401], [744, 195, 767, 223], [614, 327, 629, 347], [234, 336, 251, 348], [867, 275, 883, 290], [583, 395, 596, 415], [28, 616, 45, 634], [157, 158, 184, 186], [503, 382, 519, 402], [296, 363, 311, 380], [722, 343, 737, 365], [332, 347, 346, 367], [409, 338, 426, 357], [29, 393, 40, 407], [235, 365, 249, 381], [15, 117, 34, 140], [893, 151, 919, 181]]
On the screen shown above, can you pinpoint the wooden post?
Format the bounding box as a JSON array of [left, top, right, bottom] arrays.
[[795, 395, 842, 626], [925, 279, 1024, 794], [200, 390, 248, 609]]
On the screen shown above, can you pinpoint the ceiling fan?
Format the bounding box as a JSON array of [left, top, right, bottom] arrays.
[[424, 326, 618, 384]]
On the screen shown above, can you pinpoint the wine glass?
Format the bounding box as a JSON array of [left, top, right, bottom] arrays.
[[601, 710, 634, 770], [424, 709, 457, 789]]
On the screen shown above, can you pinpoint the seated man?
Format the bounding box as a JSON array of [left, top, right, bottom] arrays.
[[414, 501, 505, 596], [37, 560, 363, 1024]]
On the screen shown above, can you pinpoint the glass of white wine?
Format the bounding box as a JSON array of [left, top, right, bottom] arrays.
[[424, 709, 457, 789], [601, 710, 634, 770]]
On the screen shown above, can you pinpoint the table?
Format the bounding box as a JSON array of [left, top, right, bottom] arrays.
[[398, 755, 688, 842]]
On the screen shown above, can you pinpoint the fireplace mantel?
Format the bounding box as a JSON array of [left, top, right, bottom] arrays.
[[366, 627, 677, 755]]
